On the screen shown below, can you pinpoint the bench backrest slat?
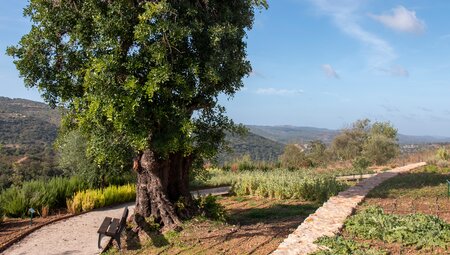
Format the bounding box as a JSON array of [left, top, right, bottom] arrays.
[[118, 207, 129, 233]]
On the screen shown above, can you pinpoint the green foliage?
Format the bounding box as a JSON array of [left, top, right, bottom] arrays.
[[198, 168, 347, 203], [331, 119, 399, 165], [313, 236, 387, 255], [8, 0, 267, 176], [194, 195, 227, 222], [436, 147, 450, 161], [233, 170, 347, 202], [352, 156, 370, 175], [306, 140, 328, 167], [279, 144, 312, 169], [66, 184, 135, 214], [345, 206, 450, 249], [56, 129, 134, 187], [0, 176, 87, 217]]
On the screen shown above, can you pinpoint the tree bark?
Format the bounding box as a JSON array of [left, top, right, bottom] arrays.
[[134, 149, 193, 232]]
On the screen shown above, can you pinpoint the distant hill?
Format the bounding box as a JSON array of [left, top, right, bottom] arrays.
[[0, 97, 61, 189], [217, 132, 285, 164], [247, 125, 339, 144], [247, 125, 450, 145]]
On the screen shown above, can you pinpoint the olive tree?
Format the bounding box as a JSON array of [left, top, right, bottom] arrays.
[[8, 0, 267, 231]]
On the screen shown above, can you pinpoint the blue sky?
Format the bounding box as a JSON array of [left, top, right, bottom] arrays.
[[2, 1, 450, 136]]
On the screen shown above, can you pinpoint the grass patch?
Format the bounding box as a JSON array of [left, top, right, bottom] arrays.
[[367, 166, 449, 199], [313, 236, 387, 255], [233, 203, 318, 222], [345, 206, 450, 249]]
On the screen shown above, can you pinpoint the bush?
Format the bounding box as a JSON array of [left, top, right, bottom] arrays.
[[0, 186, 27, 217], [436, 147, 450, 161], [195, 195, 227, 221], [67, 184, 135, 214], [0, 176, 88, 218]]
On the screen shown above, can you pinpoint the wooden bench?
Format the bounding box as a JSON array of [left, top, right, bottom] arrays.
[[97, 206, 129, 249]]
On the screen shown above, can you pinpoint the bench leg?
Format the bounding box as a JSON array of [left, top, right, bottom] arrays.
[[98, 234, 104, 249], [115, 234, 121, 250]]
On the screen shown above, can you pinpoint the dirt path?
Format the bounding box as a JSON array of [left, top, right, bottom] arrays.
[[3, 202, 135, 255], [3, 186, 232, 255]]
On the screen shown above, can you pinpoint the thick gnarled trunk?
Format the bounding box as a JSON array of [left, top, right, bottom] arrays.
[[134, 149, 193, 232]]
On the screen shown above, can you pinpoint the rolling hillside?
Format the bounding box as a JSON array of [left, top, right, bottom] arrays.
[[217, 132, 285, 164], [0, 97, 61, 189], [247, 125, 450, 145]]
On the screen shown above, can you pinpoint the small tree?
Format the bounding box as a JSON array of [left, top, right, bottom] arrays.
[[363, 122, 399, 165], [306, 140, 327, 167], [279, 144, 311, 169], [331, 119, 370, 160]]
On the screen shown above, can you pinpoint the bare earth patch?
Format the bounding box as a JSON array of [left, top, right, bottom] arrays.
[[113, 196, 318, 255]]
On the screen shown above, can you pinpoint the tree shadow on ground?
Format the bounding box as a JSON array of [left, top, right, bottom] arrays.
[[227, 203, 318, 226], [124, 218, 169, 250], [367, 172, 450, 198]]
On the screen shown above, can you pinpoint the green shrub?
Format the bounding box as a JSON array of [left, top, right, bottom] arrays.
[[436, 147, 450, 161], [0, 186, 27, 217], [345, 206, 450, 249], [67, 184, 135, 214], [0, 176, 88, 218], [195, 195, 227, 222]]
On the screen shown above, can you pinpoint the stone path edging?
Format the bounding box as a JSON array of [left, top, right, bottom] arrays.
[[271, 162, 426, 255]]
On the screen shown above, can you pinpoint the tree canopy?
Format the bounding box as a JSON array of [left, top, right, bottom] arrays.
[[8, 0, 267, 230], [331, 119, 399, 165]]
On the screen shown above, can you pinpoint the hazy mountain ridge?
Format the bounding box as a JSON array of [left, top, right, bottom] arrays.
[[247, 125, 450, 145]]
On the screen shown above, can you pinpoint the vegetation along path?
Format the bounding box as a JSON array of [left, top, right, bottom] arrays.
[[3, 187, 230, 255], [272, 162, 426, 255]]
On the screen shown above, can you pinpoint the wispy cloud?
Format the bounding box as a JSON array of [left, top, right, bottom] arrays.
[[380, 104, 399, 112], [321, 64, 339, 79], [309, 0, 397, 69], [255, 88, 303, 96], [378, 65, 409, 77], [419, 107, 433, 112], [369, 6, 425, 34]]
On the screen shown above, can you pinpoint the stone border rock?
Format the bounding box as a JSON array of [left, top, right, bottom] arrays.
[[272, 162, 426, 255]]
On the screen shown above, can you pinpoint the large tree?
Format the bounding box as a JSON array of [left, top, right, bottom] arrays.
[[8, 0, 267, 231]]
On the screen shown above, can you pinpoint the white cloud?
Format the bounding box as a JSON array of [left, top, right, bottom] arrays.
[[309, 0, 396, 68], [321, 64, 339, 78], [369, 6, 425, 34], [255, 88, 303, 96], [379, 65, 409, 77]]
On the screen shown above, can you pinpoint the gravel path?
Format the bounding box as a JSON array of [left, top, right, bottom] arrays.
[[4, 202, 135, 255], [272, 162, 426, 255], [4, 186, 231, 255]]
